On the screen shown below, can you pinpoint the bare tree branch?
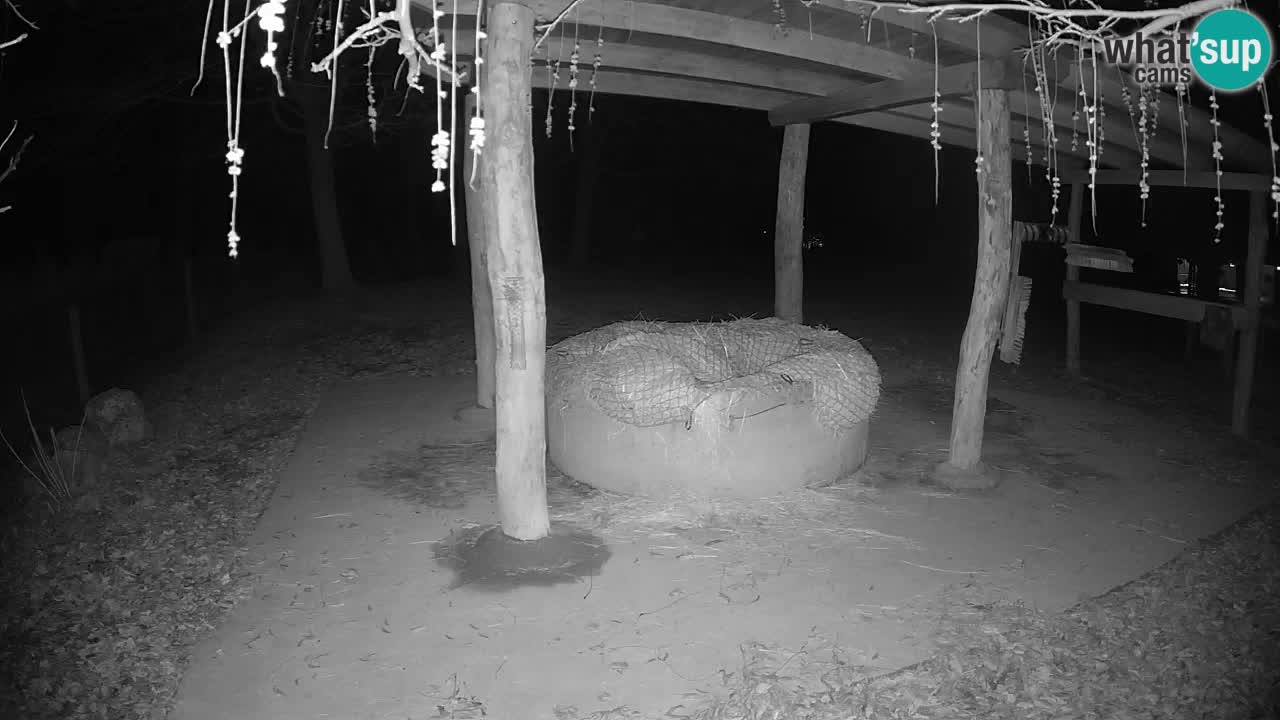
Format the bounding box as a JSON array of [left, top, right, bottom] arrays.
[[4, 0, 37, 29], [0, 127, 33, 186], [0, 31, 27, 50]]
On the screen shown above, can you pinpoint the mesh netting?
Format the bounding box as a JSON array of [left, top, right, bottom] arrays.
[[547, 318, 881, 434]]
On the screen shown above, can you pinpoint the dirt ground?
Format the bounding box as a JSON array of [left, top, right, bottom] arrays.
[[3, 268, 1278, 720], [165, 272, 1279, 720]]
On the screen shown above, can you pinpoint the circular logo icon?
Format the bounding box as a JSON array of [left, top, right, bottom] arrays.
[[1191, 9, 1273, 92]]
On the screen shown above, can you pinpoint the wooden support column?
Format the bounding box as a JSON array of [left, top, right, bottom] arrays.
[[1065, 182, 1084, 377], [463, 92, 496, 409], [481, 1, 550, 541], [938, 89, 1012, 488], [1231, 191, 1270, 437], [774, 123, 809, 324]]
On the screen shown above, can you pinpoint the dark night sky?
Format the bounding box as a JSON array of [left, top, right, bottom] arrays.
[[1, 0, 1277, 287]]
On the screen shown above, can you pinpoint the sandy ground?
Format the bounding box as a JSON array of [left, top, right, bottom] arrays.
[[168, 280, 1279, 720]]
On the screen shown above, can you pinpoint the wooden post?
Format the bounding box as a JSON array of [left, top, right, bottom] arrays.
[[773, 123, 809, 324], [1065, 182, 1084, 377], [68, 303, 90, 408], [941, 89, 1012, 484], [482, 1, 550, 541], [464, 92, 496, 409], [1231, 191, 1270, 437]]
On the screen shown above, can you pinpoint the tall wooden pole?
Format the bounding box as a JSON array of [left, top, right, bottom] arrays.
[[482, 1, 550, 541], [1065, 182, 1085, 377], [1231, 190, 1270, 437], [774, 123, 810, 324], [941, 89, 1011, 485], [464, 92, 496, 409]]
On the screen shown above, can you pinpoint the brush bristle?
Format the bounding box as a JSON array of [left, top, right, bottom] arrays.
[[999, 276, 1033, 365]]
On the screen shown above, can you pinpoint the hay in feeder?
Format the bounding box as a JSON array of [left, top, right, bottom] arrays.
[[547, 318, 882, 435]]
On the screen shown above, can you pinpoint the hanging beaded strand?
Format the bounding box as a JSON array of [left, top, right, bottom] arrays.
[[567, 13, 580, 149]]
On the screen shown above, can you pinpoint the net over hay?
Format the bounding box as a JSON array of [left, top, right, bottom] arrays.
[[546, 318, 882, 498]]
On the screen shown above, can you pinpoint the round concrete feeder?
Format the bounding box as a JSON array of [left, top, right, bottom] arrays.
[[548, 382, 870, 499]]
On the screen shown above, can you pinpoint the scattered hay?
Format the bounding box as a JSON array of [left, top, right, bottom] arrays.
[[551, 478, 909, 559], [354, 437, 904, 563]]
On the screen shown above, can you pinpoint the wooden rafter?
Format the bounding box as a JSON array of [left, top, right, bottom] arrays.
[[800, 0, 1012, 55], [769, 57, 1047, 126], [810, 1, 1267, 170], [1059, 167, 1274, 191], [542, 68, 1141, 169], [443, 25, 1140, 170], [536, 69, 1067, 164], [428, 0, 1267, 172], [450, 0, 920, 80]]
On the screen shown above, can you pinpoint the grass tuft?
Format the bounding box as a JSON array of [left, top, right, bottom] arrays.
[[0, 393, 82, 510]]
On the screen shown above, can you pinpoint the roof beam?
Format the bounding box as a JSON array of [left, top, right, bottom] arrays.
[[513, 54, 1140, 169], [537, 69, 987, 152], [512, 47, 1174, 169], [1058, 167, 1274, 192], [443, 0, 921, 80], [769, 57, 1038, 126], [801, 0, 1024, 56], [809, 1, 1267, 170], [554, 40, 856, 97], [436, 1, 1233, 170], [542, 70, 1138, 170]]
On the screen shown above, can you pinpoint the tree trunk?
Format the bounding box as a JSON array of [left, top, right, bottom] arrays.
[[300, 84, 357, 293], [1065, 182, 1084, 376], [396, 128, 427, 281], [568, 120, 602, 267], [464, 92, 496, 409], [773, 123, 809, 324], [1231, 190, 1270, 437], [941, 88, 1012, 486], [483, 1, 550, 541]]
